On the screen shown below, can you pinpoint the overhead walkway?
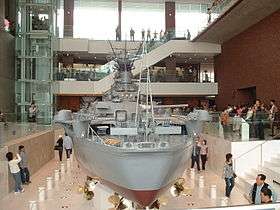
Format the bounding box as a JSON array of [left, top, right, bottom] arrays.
[[54, 39, 220, 96]]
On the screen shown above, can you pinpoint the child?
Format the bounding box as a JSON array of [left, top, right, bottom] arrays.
[[6, 152, 24, 194], [19, 145, 31, 184]]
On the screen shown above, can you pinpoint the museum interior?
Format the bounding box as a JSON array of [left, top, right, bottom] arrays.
[[1, 0, 280, 210]]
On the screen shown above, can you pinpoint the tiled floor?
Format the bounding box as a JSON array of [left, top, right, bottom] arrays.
[[0, 155, 250, 210]]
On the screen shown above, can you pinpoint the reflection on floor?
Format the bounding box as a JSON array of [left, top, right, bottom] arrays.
[[0, 154, 250, 210]]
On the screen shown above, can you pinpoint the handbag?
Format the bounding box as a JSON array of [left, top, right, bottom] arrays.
[[54, 145, 62, 150], [233, 173, 237, 178]]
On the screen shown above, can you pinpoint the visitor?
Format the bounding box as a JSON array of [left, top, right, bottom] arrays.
[[141, 29, 145, 40], [254, 100, 265, 140], [28, 101, 38, 122], [18, 145, 31, 184], [63, 133, 73, 159], [55, 135, 64, 161], [147, 29, 151, 41], [6, 152, 24, 194], [186, 29, 191, 40], [200, 139, 208, 170], [153, 30, 157, 40], [220, 110, 230, 139], [115, 25, 121, 41], [159, 30, 163, 41], [245, 106, 255, 138], [222, 153, 236, 197], [207, 8, 212, 24], [130, 28, 135, 41], [270, 100, 278, 136], [261, 188, 273, 203], [249, 174, 277, 204], [191, 138, 201, 171]]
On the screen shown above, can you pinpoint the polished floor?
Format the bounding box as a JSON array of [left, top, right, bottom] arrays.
[[0, 151, 251, 210]]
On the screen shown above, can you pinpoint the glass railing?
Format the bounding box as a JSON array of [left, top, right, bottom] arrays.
[[0, 122, 52, 147], [54, 60, 117, 81], [204, 112, 280, 142], [148, 72, 214, 83], [145, 29, 191, 53], [207, 0, 236, 25]]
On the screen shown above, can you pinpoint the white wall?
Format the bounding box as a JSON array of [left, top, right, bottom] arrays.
[[140, 82, 218, 96], [231, 140, 280, 176], [53, 81, 218, 96]]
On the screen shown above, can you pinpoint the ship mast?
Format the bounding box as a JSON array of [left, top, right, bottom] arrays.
[[135, 41, 155, 142]]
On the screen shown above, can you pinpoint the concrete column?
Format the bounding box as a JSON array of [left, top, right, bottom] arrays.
[[165, 56, 177, 81], [64, 0, 74, 37], [165, 2, 175, 35], [0, 0, 4, 30], [118, 0, 122, 41]]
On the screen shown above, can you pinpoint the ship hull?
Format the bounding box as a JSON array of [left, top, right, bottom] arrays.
[[73, 137, 192, 206]]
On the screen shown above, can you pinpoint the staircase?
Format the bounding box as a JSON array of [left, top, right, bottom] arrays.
[[236, 153, 280, 201], [132, 40, 221, 76]]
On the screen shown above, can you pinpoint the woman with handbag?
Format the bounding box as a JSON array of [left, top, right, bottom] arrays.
[[222, 153, 236, 197], [54, 135, 64, 161]]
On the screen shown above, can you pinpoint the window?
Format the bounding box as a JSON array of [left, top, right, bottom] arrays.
[[176, 3, 209, 38], [73, 0, 118, 40]]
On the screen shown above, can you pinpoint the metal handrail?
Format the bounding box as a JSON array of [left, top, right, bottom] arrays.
[[88, 126, 105, 145], [234, 140, 270, 160], [233, 140, 270, 171]]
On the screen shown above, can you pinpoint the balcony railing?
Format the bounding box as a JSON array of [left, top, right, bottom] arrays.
[[203, 112, 280, 142]]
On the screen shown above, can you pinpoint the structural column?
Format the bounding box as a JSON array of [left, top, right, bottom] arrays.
[[0, 0, 4, 28], [64, 0, 74, 37], [165, 2, 175, 35], [118, 0, 122, 41]]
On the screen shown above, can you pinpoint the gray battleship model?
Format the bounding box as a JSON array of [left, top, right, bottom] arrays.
[[54, 43, 209, 207]]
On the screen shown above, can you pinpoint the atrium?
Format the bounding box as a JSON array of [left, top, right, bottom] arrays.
[[0, 0, 280, 210]]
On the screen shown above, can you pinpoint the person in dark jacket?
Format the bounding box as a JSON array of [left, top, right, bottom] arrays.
[[249, 174, 277, 204], [191, 139, 201, 171], [55, 135, 64, 161], [18, 145, 31, 184]]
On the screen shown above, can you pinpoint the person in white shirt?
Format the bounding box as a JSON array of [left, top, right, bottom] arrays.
[[63, 133, 73, 159], [6, 152, 24, 194]]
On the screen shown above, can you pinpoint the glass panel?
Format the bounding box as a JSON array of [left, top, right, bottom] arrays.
[[190, 4, 200, 13], [57, 0, 64, 38], [73, 0, 118, 40], [176, 3, 209, 39]]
